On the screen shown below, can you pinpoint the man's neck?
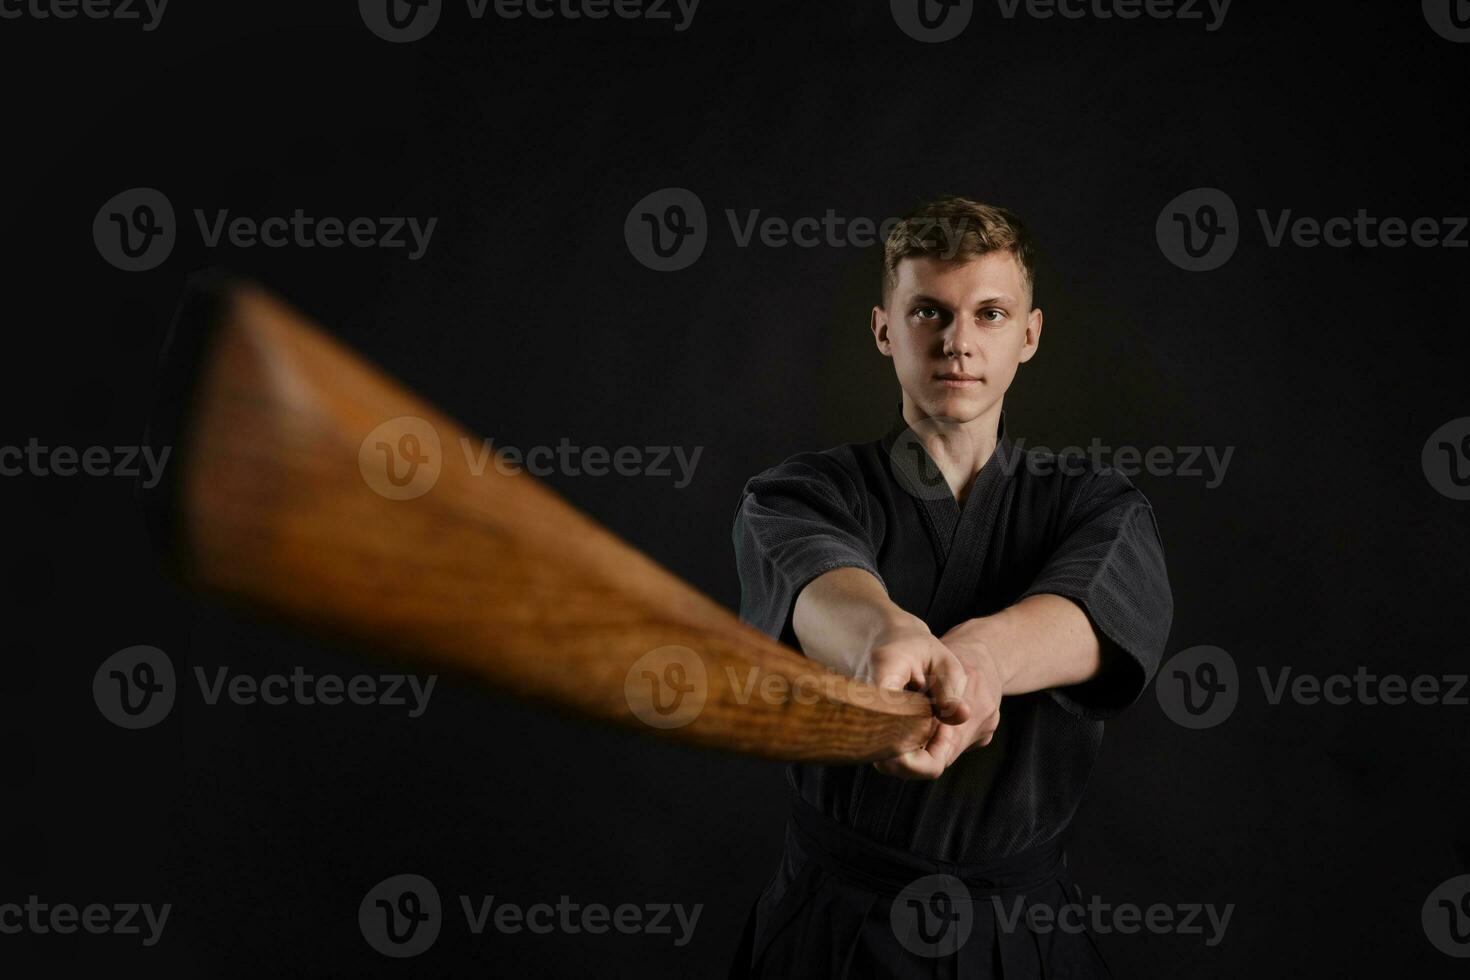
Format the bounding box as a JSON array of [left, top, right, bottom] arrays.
[[900, 393, 1002, 507]]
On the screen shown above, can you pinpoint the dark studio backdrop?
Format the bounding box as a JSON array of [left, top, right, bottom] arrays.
[[3, 1, 1469, 976]]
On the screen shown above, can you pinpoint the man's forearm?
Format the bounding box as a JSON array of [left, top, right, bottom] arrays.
[[791, 566, 924, 676], [944, 593, 1105, 696]]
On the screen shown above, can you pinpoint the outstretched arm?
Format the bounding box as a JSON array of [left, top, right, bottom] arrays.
[[794, 567, 984, 780], [942, 593, 1107, 698]]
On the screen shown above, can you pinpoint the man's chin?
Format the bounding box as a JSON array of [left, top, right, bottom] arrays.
[[918, 390, 992, 425]]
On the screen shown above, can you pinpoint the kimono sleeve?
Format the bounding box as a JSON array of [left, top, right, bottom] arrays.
[[1021, 472, 1174, 720], [732, 452, 885, 650]]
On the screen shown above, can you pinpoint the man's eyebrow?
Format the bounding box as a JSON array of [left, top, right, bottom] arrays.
[[906, 293, 1016, 308]]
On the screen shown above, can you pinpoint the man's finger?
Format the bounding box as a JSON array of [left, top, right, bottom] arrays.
[[863, 653, 918, 692], [926, 648, 971, 726], [873, 742, 946, 780]]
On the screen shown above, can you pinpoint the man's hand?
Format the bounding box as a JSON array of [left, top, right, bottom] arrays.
[[869, 620, 1011, 779], [864, 619, 995, 780]]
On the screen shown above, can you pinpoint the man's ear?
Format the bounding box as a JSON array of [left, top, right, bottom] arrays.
[[871, 305, 893, 356], [1018, 306, 1043, 364]]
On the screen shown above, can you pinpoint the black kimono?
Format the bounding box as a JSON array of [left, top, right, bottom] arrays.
[[727, 409, 1173, 978]]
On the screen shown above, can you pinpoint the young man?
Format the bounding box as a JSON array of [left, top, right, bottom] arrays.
[[727, 197, 1174, 977]]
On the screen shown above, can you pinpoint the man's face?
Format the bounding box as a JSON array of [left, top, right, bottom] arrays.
[[871, 251, 1042, 426]]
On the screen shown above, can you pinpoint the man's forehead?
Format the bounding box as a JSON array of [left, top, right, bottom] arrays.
[[893, 252, 1026, 297]]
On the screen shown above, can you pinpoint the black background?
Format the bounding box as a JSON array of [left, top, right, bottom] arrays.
[[3, 1, 1469, 976]]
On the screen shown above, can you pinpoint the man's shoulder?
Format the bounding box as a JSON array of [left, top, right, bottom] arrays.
[[743, 440, 874, 489], [1006, 440, 1155, 510]]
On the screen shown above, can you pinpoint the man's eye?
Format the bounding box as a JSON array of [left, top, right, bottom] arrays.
[[981, 309, 1005, 322], [913, 307, 941, 320]]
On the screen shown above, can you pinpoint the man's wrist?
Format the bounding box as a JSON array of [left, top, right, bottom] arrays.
[[944, 617, 1018, 691], [866, 607, 927, 647]]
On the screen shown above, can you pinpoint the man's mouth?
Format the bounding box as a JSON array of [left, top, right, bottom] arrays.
[[934, 372, 981, 388]]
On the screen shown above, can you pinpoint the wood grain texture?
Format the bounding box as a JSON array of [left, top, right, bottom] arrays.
[[160, 279, 937, 762]]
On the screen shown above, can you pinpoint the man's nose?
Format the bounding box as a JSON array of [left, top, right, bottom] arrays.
[[941, 321, 977, 359]]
